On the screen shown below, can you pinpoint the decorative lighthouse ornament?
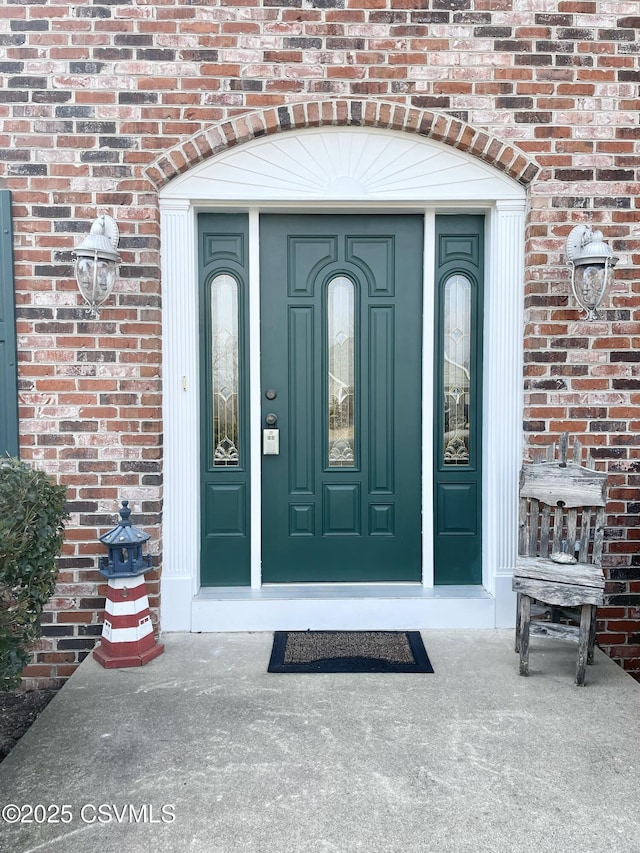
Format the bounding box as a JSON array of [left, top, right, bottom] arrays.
[[93, 500, 164, 668]]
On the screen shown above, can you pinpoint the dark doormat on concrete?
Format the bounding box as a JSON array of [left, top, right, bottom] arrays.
[[268, 630, 434, 673]]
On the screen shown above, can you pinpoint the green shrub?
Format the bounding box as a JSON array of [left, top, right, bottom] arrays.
[[0, 458, 68, 690]]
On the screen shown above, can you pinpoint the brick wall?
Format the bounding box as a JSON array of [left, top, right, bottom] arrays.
[[1, 0, 638, 686]]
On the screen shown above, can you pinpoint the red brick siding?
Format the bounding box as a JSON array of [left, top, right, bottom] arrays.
[[1, 0, 638, 685]]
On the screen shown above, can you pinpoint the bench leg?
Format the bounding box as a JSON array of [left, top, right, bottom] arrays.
[[515, 592, 522, 653], [518, 594, 531, 677], [576, 603, 592, 686], [587, 605, 598, 665]]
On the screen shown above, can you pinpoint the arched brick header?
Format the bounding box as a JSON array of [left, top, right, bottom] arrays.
[[145, 99, 540, 191]]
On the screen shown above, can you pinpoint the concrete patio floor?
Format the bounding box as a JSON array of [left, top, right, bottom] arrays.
[[0, 630, 639, 853]]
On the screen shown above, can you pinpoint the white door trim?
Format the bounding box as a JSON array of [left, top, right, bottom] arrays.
[[159, 128, 526, 632], [248, 209, 262, 590]]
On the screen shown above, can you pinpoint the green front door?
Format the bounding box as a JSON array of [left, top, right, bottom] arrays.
[[259, 215, 423, 583], [199, 212, 484, 588]]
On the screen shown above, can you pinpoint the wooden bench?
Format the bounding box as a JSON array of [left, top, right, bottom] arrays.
[[512, 434, 607, 686]]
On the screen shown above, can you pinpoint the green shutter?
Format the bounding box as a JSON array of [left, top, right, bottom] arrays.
[[0, 191, 18, 457]]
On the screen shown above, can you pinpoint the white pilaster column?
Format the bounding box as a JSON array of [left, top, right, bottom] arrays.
[[159, 199, 199, 630], [422, 210, 436, 587], [248, 210, 262, 589], [483, 199, 526, 626]]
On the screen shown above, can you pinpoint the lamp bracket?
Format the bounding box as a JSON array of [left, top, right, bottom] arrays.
[[93, 214, 120, 251], [566, 224, 592, 264]]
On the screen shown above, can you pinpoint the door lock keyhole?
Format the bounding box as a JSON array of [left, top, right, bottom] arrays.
[[265, 413, 278, 426]]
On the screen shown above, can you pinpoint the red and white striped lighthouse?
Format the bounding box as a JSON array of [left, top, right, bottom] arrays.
[[93, 501, 164, 669]]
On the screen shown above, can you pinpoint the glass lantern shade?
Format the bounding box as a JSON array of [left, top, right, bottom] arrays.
[[566, 225, 618, 320], [76, 255, 118, 313], [570, 259, 614, 320], [73, 215, 120, 316]]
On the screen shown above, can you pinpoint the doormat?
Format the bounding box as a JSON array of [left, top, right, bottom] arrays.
[[267, 631, 434, 673]]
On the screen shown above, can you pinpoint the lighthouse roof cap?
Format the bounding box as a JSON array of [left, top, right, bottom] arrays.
[[99, 500, 150, 547]]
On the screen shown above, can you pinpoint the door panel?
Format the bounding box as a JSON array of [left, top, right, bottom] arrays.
[[199, 213, 251, 586], [260, 215, 423, 583], [433, 215, 484, 585]]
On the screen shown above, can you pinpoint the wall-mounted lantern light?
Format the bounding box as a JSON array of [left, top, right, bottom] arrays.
[[566, 224, 618, 320], [73, 214, 120, 316]]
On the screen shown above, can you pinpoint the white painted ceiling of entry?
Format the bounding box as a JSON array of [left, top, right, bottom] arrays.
[[161, 127, 524, 202]]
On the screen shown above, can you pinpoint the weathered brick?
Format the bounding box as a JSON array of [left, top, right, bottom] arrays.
[[69, 62, 105, 74], [10, 19, 49, 30]]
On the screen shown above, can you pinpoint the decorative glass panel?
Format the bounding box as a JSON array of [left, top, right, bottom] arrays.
[[211, 274, 240, 466], [443, 274, 471, 465], [327, 276, 355, 467]]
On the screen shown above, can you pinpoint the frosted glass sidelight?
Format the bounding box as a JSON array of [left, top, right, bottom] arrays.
[[443, 274, 471, 465], [327, 276, 355, 467], [211, 274, 240, 466]]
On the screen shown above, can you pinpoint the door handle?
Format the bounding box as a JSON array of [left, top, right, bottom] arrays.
[[263, 413, 279, 456]]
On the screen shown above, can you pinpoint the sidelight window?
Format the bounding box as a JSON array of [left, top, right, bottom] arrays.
[[443, 274, 471, 465], [211, 273, 240, 466]]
